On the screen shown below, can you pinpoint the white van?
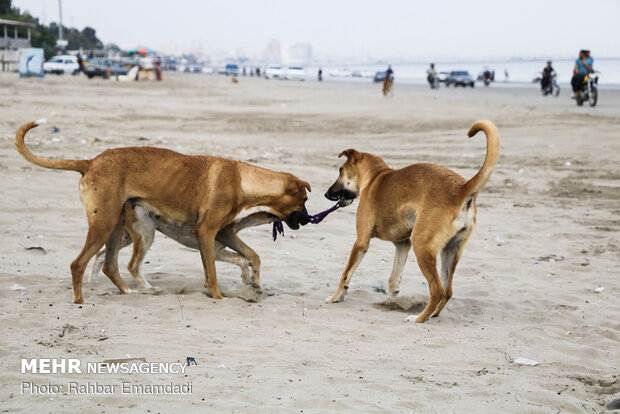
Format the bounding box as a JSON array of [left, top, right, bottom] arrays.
[[43, 55, 79, 74]]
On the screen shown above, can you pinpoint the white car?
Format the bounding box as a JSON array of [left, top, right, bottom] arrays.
[[265, 65, 284, 79], [285, 66, 305, 81], [43, 55, 79, 74]]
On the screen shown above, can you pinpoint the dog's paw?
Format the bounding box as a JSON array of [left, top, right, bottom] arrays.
[[325, 295, 345, 304], [136, 279, 154, 290], [124, 288, 139, 295], [415, 314, 429, 323]]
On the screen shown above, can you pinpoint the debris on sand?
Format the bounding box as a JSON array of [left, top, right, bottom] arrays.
[[514, 357, 539, 366]]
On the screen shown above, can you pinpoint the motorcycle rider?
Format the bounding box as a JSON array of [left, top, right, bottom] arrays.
[[571, 50, 593, 98], [541, 60, 556, 92], [386, 65, 394, 81], [427, 63, 438, 88]]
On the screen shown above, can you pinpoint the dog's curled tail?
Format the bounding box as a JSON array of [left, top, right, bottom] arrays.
[[15, 120, 89, 175], [462, 120, 500, 198]]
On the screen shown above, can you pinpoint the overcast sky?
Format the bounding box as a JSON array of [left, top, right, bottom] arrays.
[[12, 0, 620, 61]]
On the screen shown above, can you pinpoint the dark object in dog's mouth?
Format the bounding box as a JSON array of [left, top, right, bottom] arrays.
[[272, 221, 285, 241], [325, 189, 357, 206], [272, 203, 341, 241]]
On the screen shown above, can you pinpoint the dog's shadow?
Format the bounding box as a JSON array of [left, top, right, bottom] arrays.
[[373, 295, 427, 313], [130, 273, 263, 303]]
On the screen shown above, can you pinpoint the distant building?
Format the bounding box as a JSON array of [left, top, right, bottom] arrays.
[[283, 43, 312, 66], [1, 18, 36, 71], [264, 39, 281, 64]]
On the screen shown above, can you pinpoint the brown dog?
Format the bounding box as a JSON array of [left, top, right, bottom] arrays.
[[15, 120, 311, 303], [382, 77, 393, 97], [324, 120, 500, 322], [88, 199, 280, 292]]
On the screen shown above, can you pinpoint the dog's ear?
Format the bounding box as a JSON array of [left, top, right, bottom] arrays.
[[299, 180, 311, 193], [338, 149, 359, 164]]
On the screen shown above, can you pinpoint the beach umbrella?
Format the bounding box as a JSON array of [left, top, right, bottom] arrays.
[[128, 46, 152, 56]]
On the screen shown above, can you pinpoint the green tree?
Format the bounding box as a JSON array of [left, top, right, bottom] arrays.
[[2, 0, 105, 59], [0, 0, 12, 15]]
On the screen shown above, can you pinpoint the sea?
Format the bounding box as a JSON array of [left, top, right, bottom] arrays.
[[304, 58, 620, 87]]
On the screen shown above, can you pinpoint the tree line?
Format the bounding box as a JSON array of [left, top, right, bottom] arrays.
[[1, 0, 112, 58]]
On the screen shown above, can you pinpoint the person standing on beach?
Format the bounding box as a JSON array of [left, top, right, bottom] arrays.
[[155, 56, 162, 81], [318, 68, 323, 81], [77, 53, 85, 74], [427, 63, 437, 87], [571, 50, 593, 98]]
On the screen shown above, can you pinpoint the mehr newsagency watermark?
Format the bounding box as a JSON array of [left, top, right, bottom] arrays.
[[20, 358, 193, 395]]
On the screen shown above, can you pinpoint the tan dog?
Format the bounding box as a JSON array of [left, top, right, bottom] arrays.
[[324, 120, 500, 323], [88, 199, 280, 291], [15, 120, 311, 303], [382, 78, 393, 97]]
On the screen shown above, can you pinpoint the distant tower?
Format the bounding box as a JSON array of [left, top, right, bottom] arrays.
[[264, 39, 281, 64]]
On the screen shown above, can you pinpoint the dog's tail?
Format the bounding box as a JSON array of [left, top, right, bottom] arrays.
[[462, 120, 500, 198], [15, 120, 89, 174]]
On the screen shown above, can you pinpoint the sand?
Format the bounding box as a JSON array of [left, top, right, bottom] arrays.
[[0, 72, 619, 413]]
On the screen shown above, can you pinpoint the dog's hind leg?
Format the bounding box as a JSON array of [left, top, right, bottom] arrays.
[[433, 228, 473, 318], [70, 207, 124, 304], [387, 240, 411, 296], [216, 227, 261, 290], [410, 215, 451, 323], [125, 220, 155, 290], [101, 214, 136, 295], [88, 230, 132, 284], [215, 249, 252, 286], [88, 249, 105, 284]]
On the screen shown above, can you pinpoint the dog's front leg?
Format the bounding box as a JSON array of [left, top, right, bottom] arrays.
[[196, 225, 224, 300], [327, 237, 370, 303]]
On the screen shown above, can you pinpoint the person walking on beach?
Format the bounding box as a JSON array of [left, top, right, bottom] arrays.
[[571, 50, 593, 98]]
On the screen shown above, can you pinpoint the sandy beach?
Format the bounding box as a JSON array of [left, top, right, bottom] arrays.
[[0, 72, 619, 413]]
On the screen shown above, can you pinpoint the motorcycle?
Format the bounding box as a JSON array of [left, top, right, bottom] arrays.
[[541, 74, 560, 97], [576, 72, 598, 107]]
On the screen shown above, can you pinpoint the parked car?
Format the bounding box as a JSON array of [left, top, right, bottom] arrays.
[[373, 71, 387, 82], [84, 60, 132, 78], [445, 71, 475, 87], [224, 63, 239, 76], [43, 55, 79, 74], [285, 66, 305, 81], [265, 65, 284, 79], [436, 71, 450, 83]]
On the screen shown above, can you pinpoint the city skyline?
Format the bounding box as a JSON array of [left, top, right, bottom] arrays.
[[11, 0, 620, 63]]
